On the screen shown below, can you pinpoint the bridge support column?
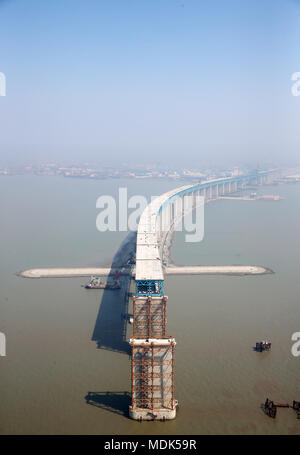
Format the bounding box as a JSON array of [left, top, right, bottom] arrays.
[[173, 197, 183, 232], [130, 338, 177, 421]]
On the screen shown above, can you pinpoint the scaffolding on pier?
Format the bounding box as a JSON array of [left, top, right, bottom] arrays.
[[132, 295, 167, 338], [130, 339, 176, 416]]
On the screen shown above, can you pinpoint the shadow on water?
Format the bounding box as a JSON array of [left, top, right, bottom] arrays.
[[91, 231, 136, 355], [85, 391, 131, 417]]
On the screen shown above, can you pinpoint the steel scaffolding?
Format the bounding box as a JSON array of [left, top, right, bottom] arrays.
[[132, 295, 167, 338], [130, 340, 175, 414]]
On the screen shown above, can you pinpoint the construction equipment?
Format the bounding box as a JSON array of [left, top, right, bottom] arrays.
[[84, 276, 120, 290]]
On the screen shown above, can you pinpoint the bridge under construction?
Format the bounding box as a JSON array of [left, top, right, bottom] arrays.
[[130, 170, 277, 421], [19, 169, 279, 421]]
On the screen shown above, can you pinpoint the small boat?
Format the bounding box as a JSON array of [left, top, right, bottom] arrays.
[[255, 339, 271, 352]]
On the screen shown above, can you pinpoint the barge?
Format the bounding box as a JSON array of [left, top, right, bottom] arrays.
[[84, 276, 120, 290]]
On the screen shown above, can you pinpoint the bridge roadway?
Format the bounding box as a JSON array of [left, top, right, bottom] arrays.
[[130, 170, 276, 421], [134, 171, 272, 296]]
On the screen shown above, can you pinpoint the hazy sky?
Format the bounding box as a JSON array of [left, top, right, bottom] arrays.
[[0, 0, 299, 167]]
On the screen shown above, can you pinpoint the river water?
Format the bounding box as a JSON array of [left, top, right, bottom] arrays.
[[0, 176, 299, 434]]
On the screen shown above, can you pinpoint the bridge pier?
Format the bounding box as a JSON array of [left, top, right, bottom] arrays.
[[129, 338, 176, 421]]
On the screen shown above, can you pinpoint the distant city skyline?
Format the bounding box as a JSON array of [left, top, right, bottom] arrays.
[[0, 0, 300, 167], [1, 159, 296, 183]]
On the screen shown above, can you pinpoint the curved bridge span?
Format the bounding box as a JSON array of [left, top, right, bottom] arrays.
[[130, 170, 275, 421], [135, 171, 272, 296]]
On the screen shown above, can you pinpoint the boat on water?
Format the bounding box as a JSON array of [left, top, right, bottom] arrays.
[[255, 339, 271, 352], [84, 276, 120, 290]]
